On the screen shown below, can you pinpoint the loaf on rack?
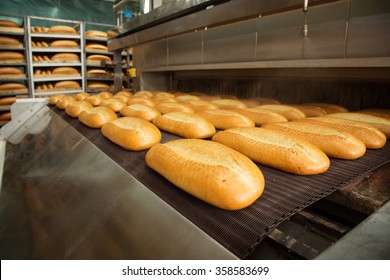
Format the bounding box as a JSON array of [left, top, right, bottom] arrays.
[[186, 99, 218, 112], [87, 81, 110, 90], [288, 104, 328, 117], [51, 53, 79, 62], [56, 95, 76, 110], [0, 36, 20, 46], [65, 101, 93, 117], [0, 96, 17, 105], [155, 102, 195, 114], [304, 103, 349, 114], [212, 127, 330, 175], [87, 54, 111, 62], [327, 112, 390, 138], [196, 109, 255, 130], [85, 30, 107, 39], [153, 112, 216, 139], [99, 98, 126, 112], [145, 139, 265, 210], [78, 106, 117, 128], [211, 99, 247, 109], [256, 104, 306, 121], [74, 92, 90, 101], [50, 40, 79, 48], [263, 121, 366, 159], [85, 43, 108, 52], [0, 67, 23, 76], [47, 25, 77, 34], [229, 107, 288, 126], [54, 80, 80, 89], [0, 19, 19, 28], [0, 82, 27, 91], [0, 51, 24, 61], [120, 104, 161, 121], [101, 117, 161, 151], [52, 66, 80, 75]]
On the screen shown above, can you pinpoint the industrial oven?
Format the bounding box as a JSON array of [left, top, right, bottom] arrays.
[[0, 0, 389, 260]]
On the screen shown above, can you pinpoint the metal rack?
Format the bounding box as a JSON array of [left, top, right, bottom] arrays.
[[26, 16, 85, 97]]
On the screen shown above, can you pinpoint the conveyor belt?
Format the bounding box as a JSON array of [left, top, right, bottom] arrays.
[[53, 106, 390, 259]]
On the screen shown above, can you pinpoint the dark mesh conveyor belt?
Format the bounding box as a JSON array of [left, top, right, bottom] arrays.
[[53, 107, 390, 259]]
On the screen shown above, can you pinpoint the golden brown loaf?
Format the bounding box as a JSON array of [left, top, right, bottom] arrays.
[[50, 40, 79, 48], [0, 112, 11, 121], [98, 91, 113, 99], [0, 36, 20, 45], [87, 54, 111, 62], [65, 101, 93, 117], [239, 99, 261, 108], [229, 107, 288, 126], [56, 95, 76, 110], [120, 104, 161, 121], [74, 92, 90, 101], [0, 97, 17, 105], [85, 94, 105, 106], [115, 90, 132, 97], [87, 82, 110, 90], [186, 99, 219, 112], [0, 67, 23, 75], [211, 99, 247, 109], [153, 112, 216, 139], [99, 98, 126, 112], [54, 80, 80, 89], [0, 82, 27, 90], [356, 109, 390, 121], [256, 104, 306, 121], [134, 90, 154, 98], [101, 117, 161, 151], [249, 97, 280, 105], [48, 94, 64, 105], [78, 106, 117, 128], [48, 25, 77, 34], [327, 112, 390, 138], [51, 53, 79, 62], [289, 105, 327, 117], [126, 97, 156, 107], [0, 51, 24, 60], [297, 116, 386, 149], [155, 102, 195, 114], [87, 68, 108, 75], [52, 66, 79, 75], [145, 139, 265, 210], [263, 121, 366, 159], [85, 30, 107, 39], [212, 127, 330, 175], [196, 109, 255, 130], [85, 43, 108, 52], [0, 20, 19, 28], [175, 95, 200, 102], [305, 103, 349, 114]]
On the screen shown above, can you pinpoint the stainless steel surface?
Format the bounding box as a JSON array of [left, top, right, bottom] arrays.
[[0, 105, 236, 259], [108, 0, 317, 51], [316, 200, 390, 259]]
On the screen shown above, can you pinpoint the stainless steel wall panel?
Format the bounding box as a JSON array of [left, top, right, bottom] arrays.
[[142, 39, 168, 67], [167, 31, 203, 65], [203, 20, 257, 63], [346, 0, 390, 58]]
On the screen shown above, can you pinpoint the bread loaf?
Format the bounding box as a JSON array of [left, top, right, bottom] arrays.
[[186, 99, 219, 112], [78, 106, 117, 128], [102, 117, 161, 151], [99, 98, 126, 112], [249, 97, 280, 105], [127, 97, 156, 107], [289, 105, 327, 117], [134, 90, 154, 98], [98, 91, 113, 99], [327, 112, 390, 138], [48, 94, 64, 105], [65, 101, 93, 117], [87, 68, 108, 75], [85, 30, 107, 39], [0, 20, 19, 28], [74, 92, 90, 101], [0, 51, 24, 60], [48, 25, 77, 34], [153, 112, 216, 139], [115, 90, 132, 97], [86, 94, 104, 106], [196, 109, 255, 130], [229, 107, 288, 126], [0, 97, 17, 105], [305, 103, 349, 114], [51, 53, 79, 62], [145, 139, 265, 210], [0, 82, 27, 90], [176, 95, 200, 102], [0, 36, 20, 46], [50, 40, 78, 48], [256, 104, 306, 120], [155, 102, 195, 114], [297, 116, 386, 149], [0, 67, 23, 75], [54, 80, 80, 89], [87, 54, 111, 62], [211, 99, 247, 109], [52, 66, 79, 75], [56, 95, 76, 110], [239, 99, 260, 108], [263, 121, 366, 159], [356, 109, 390, 121], [120, 104, 161, 121], [85, 43, 108, 52], [0, 112, 11, 121], [87, 81, 110, 90], [212, 127, 330, 175]]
